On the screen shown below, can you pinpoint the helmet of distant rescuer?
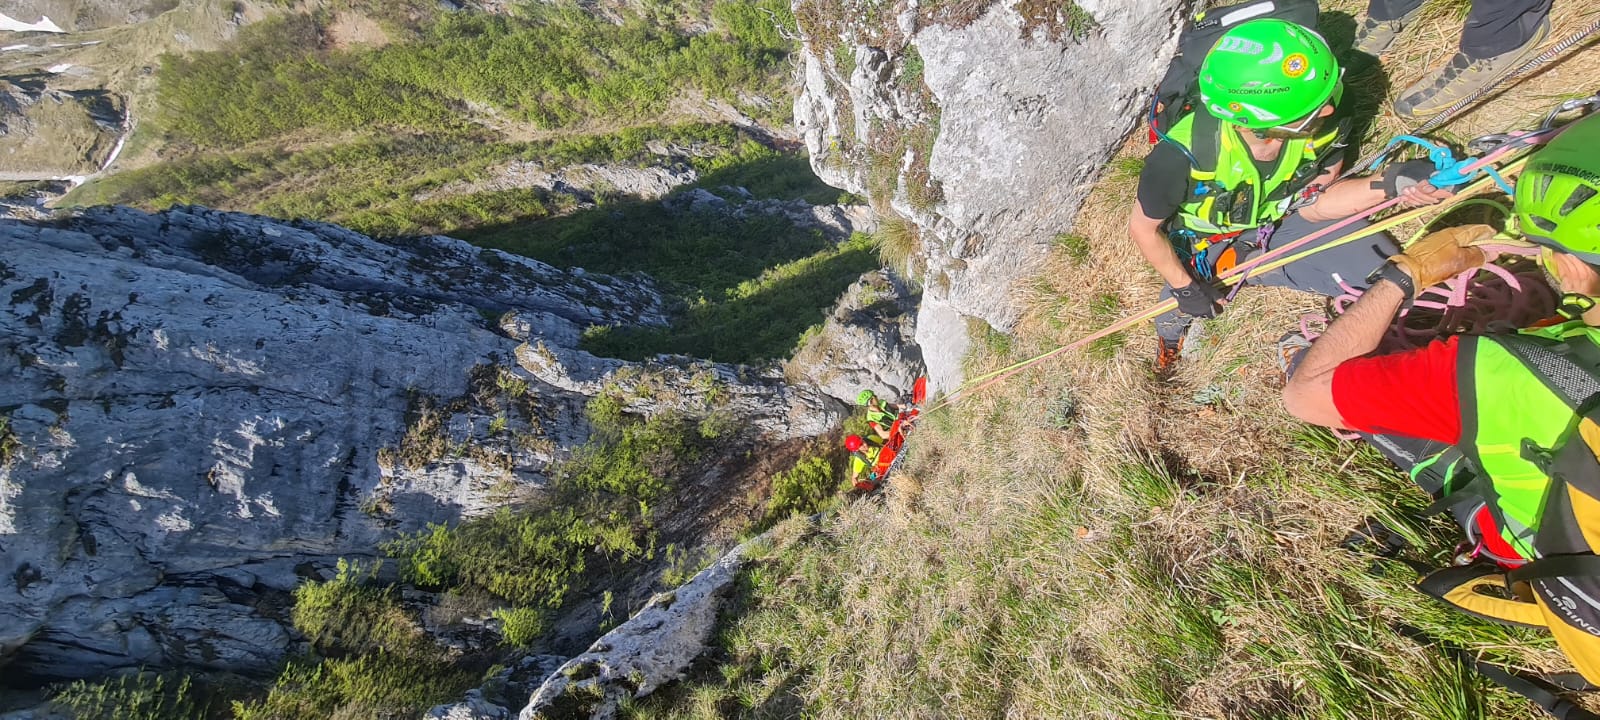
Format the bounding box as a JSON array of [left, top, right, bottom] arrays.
[[856, 390, 876, 406], [1517, 113, 1600, 266], [1197, 19, 1341, 129], [844, 435, 865, 452]]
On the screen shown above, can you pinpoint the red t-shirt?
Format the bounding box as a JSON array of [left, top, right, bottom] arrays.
[[1330, 337, 1463, 444]]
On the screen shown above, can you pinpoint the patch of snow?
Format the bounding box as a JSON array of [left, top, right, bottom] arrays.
[[98, 121, 131, 171], [1, 44, 28, 51], [0, 13, 64, 33], [46, 63, 71, 73]]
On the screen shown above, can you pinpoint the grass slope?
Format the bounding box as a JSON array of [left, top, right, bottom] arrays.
[[618, 2, 1600, 718]]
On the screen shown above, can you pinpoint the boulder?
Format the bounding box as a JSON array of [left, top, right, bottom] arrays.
[[787, 269, 923, 406], [515, 540, 753, 720]]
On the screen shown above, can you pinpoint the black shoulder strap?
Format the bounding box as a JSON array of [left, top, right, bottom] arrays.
[[1508, 555, 1600, 584], [1395, 623, 1600, 720], [1189, 110, 1221, 174], [1495, 334, 1600, 411]]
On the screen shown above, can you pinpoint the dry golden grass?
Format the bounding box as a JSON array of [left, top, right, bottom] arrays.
[[621, 4, 1600, 719]]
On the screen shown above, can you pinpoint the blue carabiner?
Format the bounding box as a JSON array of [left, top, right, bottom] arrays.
[[1366, 135, 1455, 175], [1367, 134, 1514, 194]]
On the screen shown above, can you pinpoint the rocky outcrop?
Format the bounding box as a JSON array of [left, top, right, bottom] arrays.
[[787, 269, 923, 405], [0, 74, 124, 178], [662, 187, 876, 242], [516, 539, 753, 720], [793, 0, 1183, 391], [0, 205, 840, 684], [413, 162, 701, 205], [0, 1, 177, 33]]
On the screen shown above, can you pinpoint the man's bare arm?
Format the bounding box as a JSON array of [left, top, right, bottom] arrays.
[[1129, 201, 1193, 288], [1281, 279, 1406, 427]]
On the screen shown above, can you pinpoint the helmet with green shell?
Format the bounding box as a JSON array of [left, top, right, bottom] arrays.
[[856, 390, 876, 406], [1516, 113, 1600, 265], [1197, 19, 1342, 129]]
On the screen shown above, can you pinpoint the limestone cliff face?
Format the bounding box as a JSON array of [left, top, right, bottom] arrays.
[[0, 205, 842, 684], [792, 0, 1183, 391]]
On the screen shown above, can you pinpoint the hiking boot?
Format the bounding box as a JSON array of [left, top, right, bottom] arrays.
[[1155, 335, 1183, 376], [1392, 16, 1550, 121], [1352, 6, 1424, 57]]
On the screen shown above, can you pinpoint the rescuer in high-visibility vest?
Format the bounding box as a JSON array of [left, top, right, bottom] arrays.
[[844, 434, 881, 487], [1282, 113, 1600, 684], [1132, 18, 1452, 373]]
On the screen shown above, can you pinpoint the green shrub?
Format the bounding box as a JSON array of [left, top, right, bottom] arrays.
[[50, 673, 207, 720], [762, 454, 843, 525], [390, 507, 640, 608], [232, 654, 471, 720], [0, 415, 19, 468], [492, 607, 547, 647], [390, 404, 701, 610], [291, 559, 424, 658]]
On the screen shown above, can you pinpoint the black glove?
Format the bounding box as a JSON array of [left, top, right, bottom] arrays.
[[1172, 281, 1223, 318], [1378, 159, 1435, 198]]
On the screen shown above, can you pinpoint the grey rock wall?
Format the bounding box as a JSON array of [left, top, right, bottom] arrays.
[[0, 205, 839, 683], [794, 0, 1183, 392]]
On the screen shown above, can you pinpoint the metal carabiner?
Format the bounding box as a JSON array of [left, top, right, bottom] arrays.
[[1467, 133, 1519, 154], [1540, 93, 1600, 131]]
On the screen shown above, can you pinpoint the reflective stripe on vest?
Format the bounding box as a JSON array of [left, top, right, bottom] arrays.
[[1459, 323, 1600, 558], [1164, 111, 1333, 236]]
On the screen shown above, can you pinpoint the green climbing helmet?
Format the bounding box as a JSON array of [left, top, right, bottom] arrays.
[[1516, 112, 1600, 265], [856, 390, 876, 406], [1197, 19, 1341, 129]]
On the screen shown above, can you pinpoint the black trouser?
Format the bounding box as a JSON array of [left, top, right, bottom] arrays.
[[1368, 0, 1553, 57]]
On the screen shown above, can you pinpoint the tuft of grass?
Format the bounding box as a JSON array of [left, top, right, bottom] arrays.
[[50, 674, 208, 720], [0, 415, 19, 468], [876, 215, 922, 278], [1053, 232, 1091, 265]]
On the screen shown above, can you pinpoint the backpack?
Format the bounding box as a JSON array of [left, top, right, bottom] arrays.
[[1410, 330, 1600, 714], [1147, 0, 1322, 154]]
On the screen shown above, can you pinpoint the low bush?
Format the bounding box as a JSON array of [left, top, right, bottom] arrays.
[[760, 453, 844, 528], [291, 559, 424, 658], [231, 654, 471, 720], [389, 401, 703, 610]]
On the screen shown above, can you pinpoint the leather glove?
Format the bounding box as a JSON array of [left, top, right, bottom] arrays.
[[1173, 281, 1224, 318], [1379, 159, 1436, 197], [1390, 224, 1498, 294]]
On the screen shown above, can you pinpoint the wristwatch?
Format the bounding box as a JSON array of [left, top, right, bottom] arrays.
[[1367, 260, 1416, 299]]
